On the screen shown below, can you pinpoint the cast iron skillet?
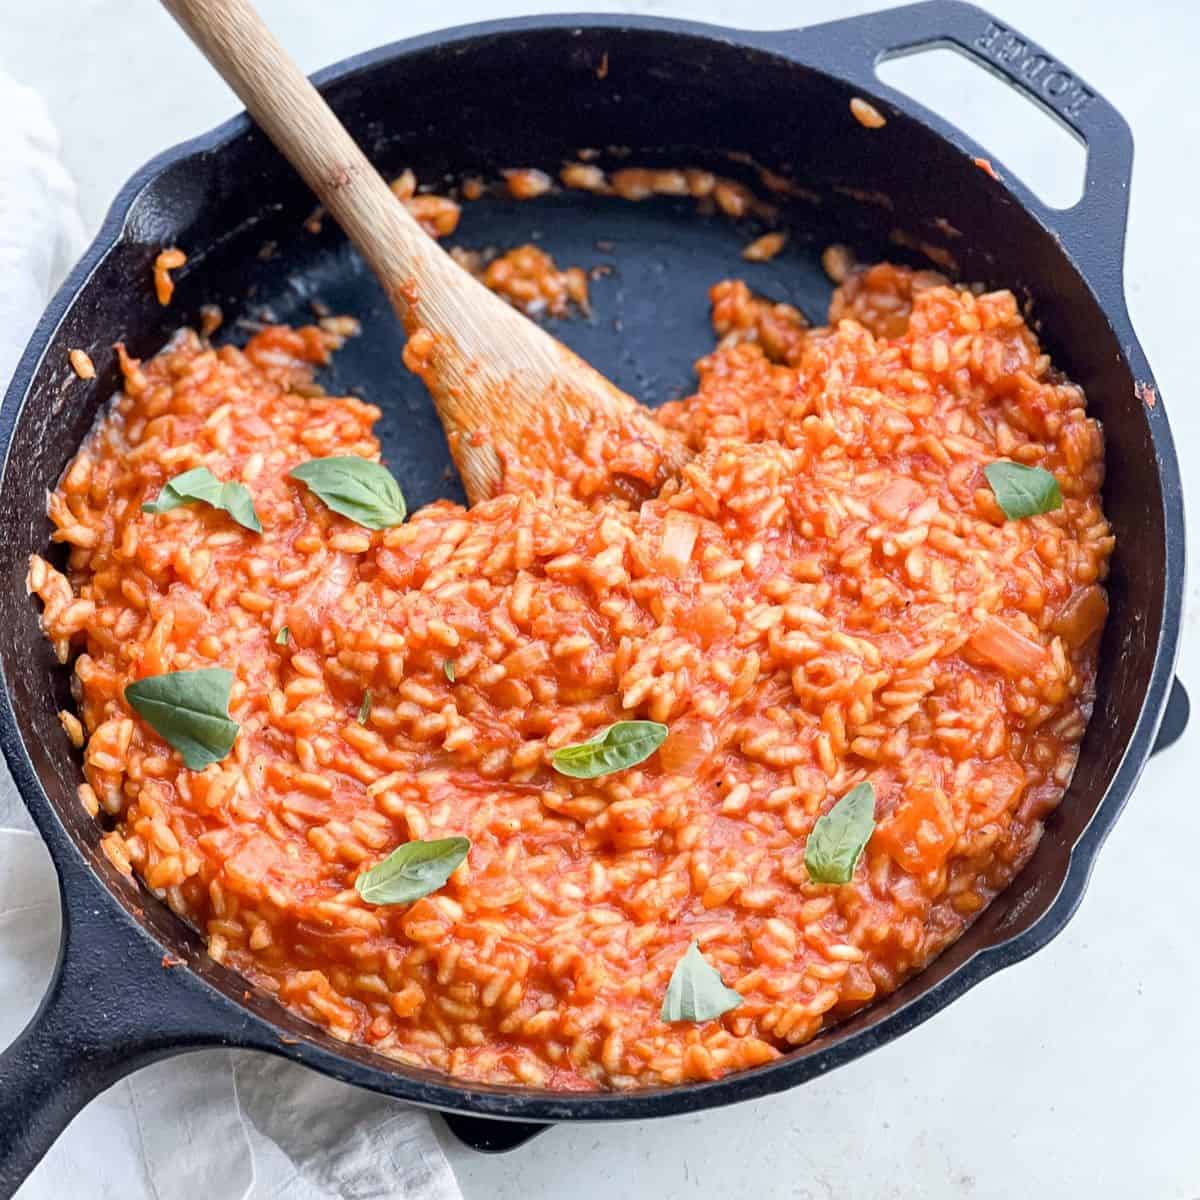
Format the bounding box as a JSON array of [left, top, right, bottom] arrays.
[[0, 0, 1188, 1189]]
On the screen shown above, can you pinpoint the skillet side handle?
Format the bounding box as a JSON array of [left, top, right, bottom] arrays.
[[440, 1112, 548, 1153], [1151, 678, 1188, 757], [789, 0, 1135, 277]]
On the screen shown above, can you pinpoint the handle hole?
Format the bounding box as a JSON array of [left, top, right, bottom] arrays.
[[876, 46, 1086, 210]]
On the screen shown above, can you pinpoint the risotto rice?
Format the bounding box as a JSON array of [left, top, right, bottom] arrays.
[[30, 262, 1112, 1089]]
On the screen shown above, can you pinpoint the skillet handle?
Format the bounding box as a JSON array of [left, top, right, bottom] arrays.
[[0, 947, 154, 1197], [0, 863, 239, 1197], [790, 0, 1134, 277]]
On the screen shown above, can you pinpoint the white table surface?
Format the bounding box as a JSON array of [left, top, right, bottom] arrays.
[[3, 1, 1198, 1196]]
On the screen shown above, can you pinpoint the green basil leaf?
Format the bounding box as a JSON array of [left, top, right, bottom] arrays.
[[805, 782, 876, 884], [983, 461, 1063, 520], [124, 667, 239, 770], [355, 836, 471, 905], [142, 466, 262, 533], [289, 456, 406, 530], [358, 689, 372, 725], [444, 659, 456, 683], [551, 720, 668, 779], [275, 626, 290, 646], [661, 941, 743, 1023]]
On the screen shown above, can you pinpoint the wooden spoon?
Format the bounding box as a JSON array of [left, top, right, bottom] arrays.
[[160, 0, 688, 505]]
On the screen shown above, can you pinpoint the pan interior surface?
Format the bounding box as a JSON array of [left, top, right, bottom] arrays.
[[233, 189, 842, 513], [0, 22, 1170, 1114]]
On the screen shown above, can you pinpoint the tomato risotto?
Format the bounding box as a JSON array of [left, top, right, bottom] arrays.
[[30, 263, 1112, 1089]]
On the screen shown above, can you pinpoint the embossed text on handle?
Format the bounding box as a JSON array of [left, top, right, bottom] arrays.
[[975, 21, 1094, 121]]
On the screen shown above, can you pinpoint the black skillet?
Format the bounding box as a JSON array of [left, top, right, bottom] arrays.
[[0, 1, 1187, 1189]]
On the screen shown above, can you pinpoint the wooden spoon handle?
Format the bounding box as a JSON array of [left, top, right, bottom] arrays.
[[159, 0, 690, 506], [160, 0, 445, 323]]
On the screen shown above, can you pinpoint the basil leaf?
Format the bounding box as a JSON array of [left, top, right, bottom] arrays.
[[983, 461, 1063, 520], [444, 659, 456, 683], [275, 626, 290, 645], [289, 456, 406, 530], [355, 836, 471, 905], [142, 466, 262, 533], [358, 689, 372, 725], [805, 782, 876, 884], [661, 941, 743, 1023], [124, 667, 239, 770], [551, 720, 668, 779]]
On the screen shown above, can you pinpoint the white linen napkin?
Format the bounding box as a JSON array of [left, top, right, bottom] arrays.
[[0, 72, 462, 1200]]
